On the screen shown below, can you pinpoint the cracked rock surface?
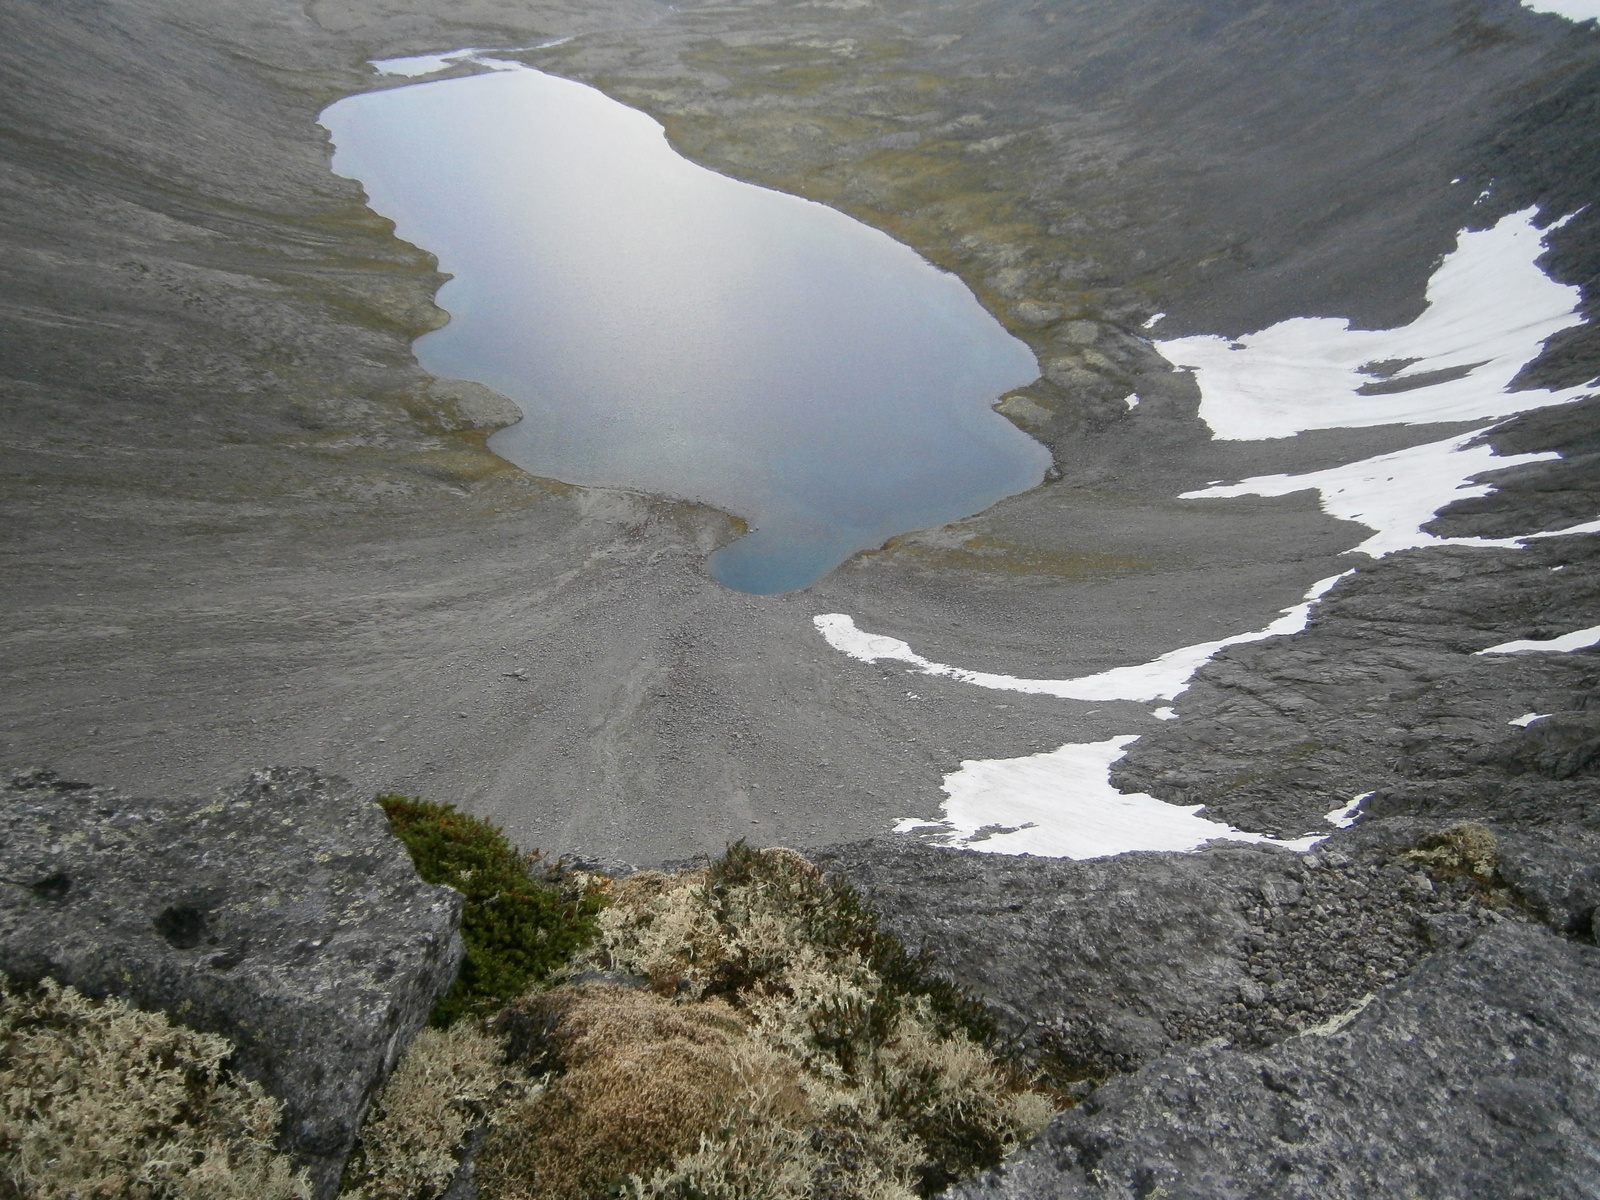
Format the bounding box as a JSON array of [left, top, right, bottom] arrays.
[[947, 921, 1600, 1200], [820, 822, 1534, 1081], [0, 766, 463, 1197]]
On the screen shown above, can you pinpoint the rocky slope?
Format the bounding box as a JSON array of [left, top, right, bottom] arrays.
[[0, 766, 462, 1195], [3, 0, 1600, 1194], [2, 0, 1596, 867]]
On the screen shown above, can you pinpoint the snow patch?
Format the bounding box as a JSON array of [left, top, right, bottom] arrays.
[[370, 51, 476, 76], [370, 42, 568, 77], [897, 736, 1327, 858], [1324, 792, 1370, 828], [1478, 625, 1600, 655], [1180, 430, 1561, 558], [1522, 0, 1600, 21], [1510, 712, 1551, 727], [814, 573, 1345, 705], [1153, 706, 1178, 721], [1158, 210, 1589, 441]]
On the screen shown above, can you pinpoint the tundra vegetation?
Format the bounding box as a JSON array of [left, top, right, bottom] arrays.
[[0, 798, 1051, 1200], [375, 794, 607, 1026], [344, 808, 1056, 1200], [1, 798, 1561, 1200], [0, 975, 310, 1200]]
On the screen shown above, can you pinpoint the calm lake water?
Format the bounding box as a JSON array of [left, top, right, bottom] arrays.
[[322, 60, 1046, 593]]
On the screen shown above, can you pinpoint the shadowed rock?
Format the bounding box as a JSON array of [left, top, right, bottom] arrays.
[[947, 922, 1600, 1199], [0, 766, 464, 1198]]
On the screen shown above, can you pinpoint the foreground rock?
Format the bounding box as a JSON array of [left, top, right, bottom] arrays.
[[822, 824, 1600, 1196], [0, 766, 464, 1198], [820, 824, 1515, 1079], [948, 921, 1600, 1199]]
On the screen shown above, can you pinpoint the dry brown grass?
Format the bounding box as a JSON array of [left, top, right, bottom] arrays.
[[472, 847, 1055, 1200], [0, 974, 309, 1200], [476, 984, 817, 1200]]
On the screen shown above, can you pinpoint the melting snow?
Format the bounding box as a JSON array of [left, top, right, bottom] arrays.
[[896, 736, 1327, 858], [1158, 210, 1588, 441], [1324, 793, 1371, 828], [1478, 625, 1600, 655], [814, 573, 1345, 705], [371, 52, 471, 76], [1521, 0, 1600, 20], [1180, 430, 1562, 558], [1510, 712, 1551, 726], [370, 43, 569, 77], [817, 203, 1595, 861]]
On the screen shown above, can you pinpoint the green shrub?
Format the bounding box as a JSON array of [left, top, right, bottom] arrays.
[[376, 795, 603, 1026], [0, 974, 309, 1200]]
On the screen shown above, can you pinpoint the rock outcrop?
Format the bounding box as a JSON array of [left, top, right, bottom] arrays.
[[819, 824, 1518, 1078], [947, 921, 1600, 1199], [823, 822, 1600, 1197], [0, 766, 464, 1197]]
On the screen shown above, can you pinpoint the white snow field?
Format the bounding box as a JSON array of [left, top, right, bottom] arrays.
[[892, 736, 1326, 858], [815, 573, 1345, 704], [1180, 432, 1560, 557], [1158, 210, 1587, 441], [818, 207, 1596, 860]]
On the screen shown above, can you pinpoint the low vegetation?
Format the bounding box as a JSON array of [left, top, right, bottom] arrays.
[[376, 794, 604, 1025], [5, 801, 1046, 1200], [1402, 821, 1515, 906], [0, 974, 309, 1200], [338, 1022, 519, 1200], [472, 843, 1054, 1200]]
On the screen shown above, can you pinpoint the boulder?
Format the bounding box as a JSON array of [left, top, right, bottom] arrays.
[[0, 766, 464, 1198]]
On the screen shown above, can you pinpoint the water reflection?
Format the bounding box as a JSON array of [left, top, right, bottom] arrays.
[[322, 61, 1046, 592]]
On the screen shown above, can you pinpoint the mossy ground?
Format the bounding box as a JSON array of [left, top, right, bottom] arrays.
[[0, 975, 309, 1200], [472, 843, 1053, 1200]]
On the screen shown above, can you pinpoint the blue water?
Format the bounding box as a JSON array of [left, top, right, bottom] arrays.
[[322, 59, 1047, 593]]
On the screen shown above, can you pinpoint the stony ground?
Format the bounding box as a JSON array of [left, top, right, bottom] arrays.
[[3, 0, 1600, 1193], [3, 0, 1596, 867]]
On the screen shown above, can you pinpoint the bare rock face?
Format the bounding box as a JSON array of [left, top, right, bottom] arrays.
[[0, 766, 464, 1198], [818, 825, 1521, 1080], [947, 922, 1600, 1200]]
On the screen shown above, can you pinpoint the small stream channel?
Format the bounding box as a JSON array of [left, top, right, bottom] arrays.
[[322, 55, 1047, 593]]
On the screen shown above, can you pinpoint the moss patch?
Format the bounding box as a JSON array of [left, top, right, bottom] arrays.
[[0, 974, 309, 1200]]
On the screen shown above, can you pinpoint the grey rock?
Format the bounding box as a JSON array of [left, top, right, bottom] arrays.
[[1501, 712, 1600, 779], [1113, 535, 1600, 839], [948, 923, 1600, 1199], [1012, 300, 1063, 326], [817, 828, 1509, 1079], [0, 766, 464, 1197], [426, 377, 523, 432], [1496, 827, 1600, 939]]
